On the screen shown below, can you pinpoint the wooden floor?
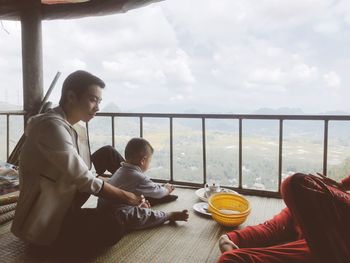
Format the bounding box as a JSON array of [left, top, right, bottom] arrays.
[[0, 187, 285, 263]]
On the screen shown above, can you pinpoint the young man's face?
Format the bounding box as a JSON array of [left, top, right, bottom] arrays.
[[74, 84, 103, 123]]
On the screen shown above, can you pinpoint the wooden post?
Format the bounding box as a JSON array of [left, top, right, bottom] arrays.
[[21, 0, 43, 123]]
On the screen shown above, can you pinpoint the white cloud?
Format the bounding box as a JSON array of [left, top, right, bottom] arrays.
[[323, 71, 341, 88], [0, 21, 22, 106], [313, 20, 340, 34], [170, 94, 184, 101], [62, 58, 87, 71], [2, 0, 350, 113], [102, 49, 194, 87], [292, 63, 318, 80], [250, 68, 284, 84]]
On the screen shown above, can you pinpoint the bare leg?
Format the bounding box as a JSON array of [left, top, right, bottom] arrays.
[[168, 209, 189, 222]]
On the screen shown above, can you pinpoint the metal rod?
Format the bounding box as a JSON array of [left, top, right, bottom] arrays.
[[238, 118, 243, 189], [38, 71, 61, 114], [323, 120, 329, 176], [6, 114, 9, 159], [96, 112, 350, 121], [111, 116, 115, 148], [202, 118, 207, 184], [140, 116, 143, 138], [152, 179, 281, 198], [170, 117, 174, 182], [278, 119, 283, 192]]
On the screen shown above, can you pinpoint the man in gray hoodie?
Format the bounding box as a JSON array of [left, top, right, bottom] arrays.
[[11, 70, 145, 250]]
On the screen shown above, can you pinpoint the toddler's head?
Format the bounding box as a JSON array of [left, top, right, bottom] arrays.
[[125, 138, 154, 172]]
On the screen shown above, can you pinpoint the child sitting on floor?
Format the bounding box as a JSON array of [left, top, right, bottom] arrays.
[[97, 138, 188, 231]]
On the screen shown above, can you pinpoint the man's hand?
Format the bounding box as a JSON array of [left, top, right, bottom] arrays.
[[123, 191, 145, 206], [164, 183, 175, 194], [99, 182, 144, 206]]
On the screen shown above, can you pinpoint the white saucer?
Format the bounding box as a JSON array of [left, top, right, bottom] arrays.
[[195, 188, 239, 202], [193, 202, 211, 216]]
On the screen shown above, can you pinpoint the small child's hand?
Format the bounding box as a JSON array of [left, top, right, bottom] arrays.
[[164, 183, 175, 194], [139, 199, 151, 208]]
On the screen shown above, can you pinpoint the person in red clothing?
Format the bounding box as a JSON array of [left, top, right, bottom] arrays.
[[217, 173, 350, 263]]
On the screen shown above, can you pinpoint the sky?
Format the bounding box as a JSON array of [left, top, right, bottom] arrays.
[[1, 0, 350, 114]]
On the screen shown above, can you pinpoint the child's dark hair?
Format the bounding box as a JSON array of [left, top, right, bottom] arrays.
[[59, 70, 105, 106], [125, 138, 154, 162]]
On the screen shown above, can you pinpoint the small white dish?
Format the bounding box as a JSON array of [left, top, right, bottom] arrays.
[[193, 202, 211, 216], [195, 188, 239, 202]]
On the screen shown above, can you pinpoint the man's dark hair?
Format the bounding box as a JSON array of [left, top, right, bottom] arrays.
[[59, 70, 105, 106], [125, 138, 154, 162]]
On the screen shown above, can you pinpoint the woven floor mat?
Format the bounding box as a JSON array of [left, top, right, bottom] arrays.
[[0, 188, 284, 263]]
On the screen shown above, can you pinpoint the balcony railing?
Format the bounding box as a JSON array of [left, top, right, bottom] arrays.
[[88, 112, 350, 198], [0, 111, 25, 161], [2, 110, 350, 198]]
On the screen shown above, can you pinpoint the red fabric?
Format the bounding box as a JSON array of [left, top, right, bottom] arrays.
[[226, 208, 302, 248], [341, 175, 350, 189], [218, 173, 350, 263], [282, 173, 350, 263], [220, 208, 312, 263], [218, 239, 313, 263]]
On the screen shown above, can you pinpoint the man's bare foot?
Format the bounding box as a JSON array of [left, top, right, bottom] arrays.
[[219, 234, 239, 252], [168, 210, 189, 222]]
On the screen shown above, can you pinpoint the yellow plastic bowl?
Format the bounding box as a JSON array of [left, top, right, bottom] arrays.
[[208, 192, 251, 227]]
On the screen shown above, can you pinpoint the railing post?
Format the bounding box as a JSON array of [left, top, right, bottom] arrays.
[[238, 118, 243, 189], [140, 116, 143, 138], [278, 119, 283, 192], [170, 117, 174, 182], [111, 116, 115, 148], [202, 118, 207, 184], [323, 120, 329, 176], [6, 114, 9, 159]]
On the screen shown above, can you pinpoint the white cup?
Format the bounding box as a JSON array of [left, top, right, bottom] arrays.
[[204, 181, 221, 198]]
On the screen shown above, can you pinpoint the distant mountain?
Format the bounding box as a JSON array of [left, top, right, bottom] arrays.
[[127, 103, 245, 114], [102, 102, 121, 112], [319, 110, 350, 115], [92, 103, 350, 139], [126, 104, 182, 113], [253, 107, 350, 116], [253, 107, 304, 115]]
